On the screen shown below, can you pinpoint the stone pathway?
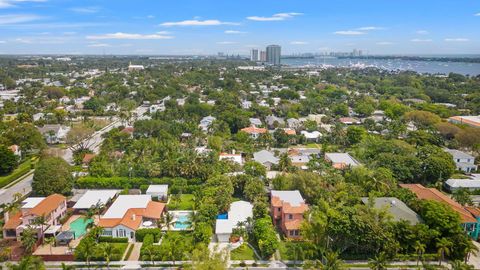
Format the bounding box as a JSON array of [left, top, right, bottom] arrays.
[[127, 242, 142, 261]]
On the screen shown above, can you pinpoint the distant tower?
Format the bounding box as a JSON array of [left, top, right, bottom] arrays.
[[250, 49, 259, 61], [260, 50, 267, 62], [266, 45, 281, 66]]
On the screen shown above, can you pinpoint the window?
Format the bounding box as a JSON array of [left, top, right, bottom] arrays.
[[278, 208, 281, 212], [289, 230, 294, 236], [294, 230, 299, 236], [118, 229, 126, 237], [288, 214, 293, 220], [103, 230, 113, 236]]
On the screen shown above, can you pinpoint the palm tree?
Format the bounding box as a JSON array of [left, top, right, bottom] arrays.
[[292, 244, 304, 267], [44, 237, 56, 255], [368, 252, 389, 270], [144, 245, 156, 266], [413, 240, 426, 266], [61, 262, 76, 270], [450, 260, 475, 270], [162, 212, 175, 231], [436, 238, 453, 266], [320, 251, 345, 270], [464, 241, 479, 263], [92, 200, 104, 222], [21, 226, 38, 255], [32, 215, 48, 244], [78, 237, 96, 269], [7, 256, 45, 270], [100, 242, 114, 270], [83, 207, 95, 224]]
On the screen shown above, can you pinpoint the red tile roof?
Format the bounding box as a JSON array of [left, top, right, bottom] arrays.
[[3, 212, 22, 230], [241, 126, 267, 134], [400, 184, 476, 223], [28, 194, 66, 217], [98, 202, 166, 230]]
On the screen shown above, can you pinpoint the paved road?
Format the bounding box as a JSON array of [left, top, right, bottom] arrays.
[[0, 105, 149, 206], [0, 171, 33, 206]]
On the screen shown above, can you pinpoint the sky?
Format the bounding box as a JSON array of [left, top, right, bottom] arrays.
[[0, 0, 479, 55]]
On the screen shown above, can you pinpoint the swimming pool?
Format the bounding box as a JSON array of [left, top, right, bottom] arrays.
[[174, 214, 190, 229], [70, 218, 92, 238]]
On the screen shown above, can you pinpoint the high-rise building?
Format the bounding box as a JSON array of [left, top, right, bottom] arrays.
[[260, 51, 267, 62], [266, 45, 281, 66], [250, 49, 259, 61]]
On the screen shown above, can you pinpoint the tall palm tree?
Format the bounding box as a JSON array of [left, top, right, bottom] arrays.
[[162, 212, 175, 231], [83, 207, 95, 223], [414, 240, 426, 266], [32, 215, 48, 244], [144, 245, 156, 266], [464, 241, 479, 263], [101, 242, 114, 270], [44, 237, 56, 255], [21, 226, 38, 255], [368, 252, 389, 270], [436, 238, 453, 266], [78, 237, 96, 269], [93, 200, 104, 222]]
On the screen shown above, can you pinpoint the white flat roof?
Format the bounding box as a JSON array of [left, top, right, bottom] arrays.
[[325, 153, 360, 166], [215, 201, 253, 234], [271, 190, 304, 206], [102, 195, 151, 219], [446, 179, 480, 188], [72, 190, 119, 209], [22, 197, 45, 209], [146, 185, 168, 194]]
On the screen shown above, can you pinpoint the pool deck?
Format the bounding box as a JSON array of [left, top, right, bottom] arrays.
[[163, 210, 194, 231]]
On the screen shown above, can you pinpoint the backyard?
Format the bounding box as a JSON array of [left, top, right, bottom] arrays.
[[167, 194, 195, 210]]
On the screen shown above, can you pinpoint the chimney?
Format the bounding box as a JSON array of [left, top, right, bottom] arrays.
[[232, 149, 236, 155], [4, 212, 9, 223], [132, 214, 136, 221]]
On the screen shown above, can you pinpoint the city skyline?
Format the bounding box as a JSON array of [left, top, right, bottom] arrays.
[[0, 0, 479, 55]]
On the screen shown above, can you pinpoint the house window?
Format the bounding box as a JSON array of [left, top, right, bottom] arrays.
[[294, 230, 299, 236], [118, 229, 126, 237], [288, 214, 293, 220], [278, 208, 281, 212], [103, 230, 113, 236], [289, 230, 294, 236]]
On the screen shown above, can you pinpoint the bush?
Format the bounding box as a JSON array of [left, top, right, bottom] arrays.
[[136, 228, 162, 242], [98, 236, 128, 243], [252, 218, 279, 259]]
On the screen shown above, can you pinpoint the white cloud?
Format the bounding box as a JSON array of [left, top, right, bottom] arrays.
[[86, 32, 174, 40], [0, 14, 43, 25], [475, 12, 480, 16], [247, 12, 302, 21], [445, 38, 469, 42], [357, 26, 384, 31], [376, 41, 394, 45], [0, 40, 6, 43], [0, 0, 46, 9], [88, 43, 110, 47], [160, 19, 239, 27], [334, 30, 365, 35], [290, 41, 308, 45], [416, 30, 429, 35], [216, 41, 237, 45], [411, 38, 432, 42], [147, 15, 155, 19], [70, 6, 100, 14], [224, 30, 246, 34]]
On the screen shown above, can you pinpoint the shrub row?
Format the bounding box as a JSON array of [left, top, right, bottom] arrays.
[[98, 236, 129, 243], [135, 228, 162, 242], [75, 176, 202, 194]]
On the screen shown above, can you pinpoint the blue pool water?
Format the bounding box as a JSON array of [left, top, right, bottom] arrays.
[[217, 213, 228, 220], [174, 215, 190, 229]]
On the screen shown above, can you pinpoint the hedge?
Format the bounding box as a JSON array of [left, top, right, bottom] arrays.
[[0, 159, 33, 188], [98, 236, 129, 243], [136, 228, 162, 242], [75, 176, 202, 194]]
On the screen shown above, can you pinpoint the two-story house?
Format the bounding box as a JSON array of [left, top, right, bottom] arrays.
[[3, 194, 67, 240], [37, 125, 71, 144], [270, 190, 308, 239], [444, 149, 478, 173]]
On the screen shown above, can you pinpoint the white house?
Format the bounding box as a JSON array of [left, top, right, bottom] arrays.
[[199, 116, 216, 132], [146, 185, 168, 201], [72, 190, 119, 211], [215, 201, 253, 242], [37, 125, 71, 144], [444, 149, 478, 173], [325, 153, 361, 169], [98, 195, 165, 241], [219, 152, 243, 165], [445, 178, 480, 192], [301, 131, 322, 142]]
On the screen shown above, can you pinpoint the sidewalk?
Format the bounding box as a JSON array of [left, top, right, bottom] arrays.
[[127, 242, 142, 261]]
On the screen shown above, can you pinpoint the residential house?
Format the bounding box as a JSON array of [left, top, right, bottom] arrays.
[[219, 152, 243, 165], [449, 115, 480, 128], [338, 117, 361, 125], [146, 185, 169, 201], [215, 201, 253, 242], [249, 118, 262, 127], [3, 194, 67, 240], [72, 190, 119, 211], [241, 100, 252, 109], [308, 114, 326, 124], [361, 197, 422, 225], [301, 131, 322, 142], [98, 195, 165, 241], [445, 175, 480, 192], [240, 126, 267, 139], [265, 115, 285, 129], [270, 190, 308, 239], [37, 125, 70, 144], [400, 184, 480, 240], [199, 116, 216, 132], [444, 149, 477, 173], [253, 150, 279, 170], [287, 118, 302, 130], [325, 153, 361, 169]]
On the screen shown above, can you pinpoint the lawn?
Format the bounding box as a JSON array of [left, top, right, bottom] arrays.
[[230, 244, 256, 260], [278, 240, 315, 261], [168, 194, 195, 210], [0, 158, 35, 188]]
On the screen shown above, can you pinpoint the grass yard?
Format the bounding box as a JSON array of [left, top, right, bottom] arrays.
[[0, 158, 35, 188], [230, 244, 256, 260], [168, 194, 195, 210]]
